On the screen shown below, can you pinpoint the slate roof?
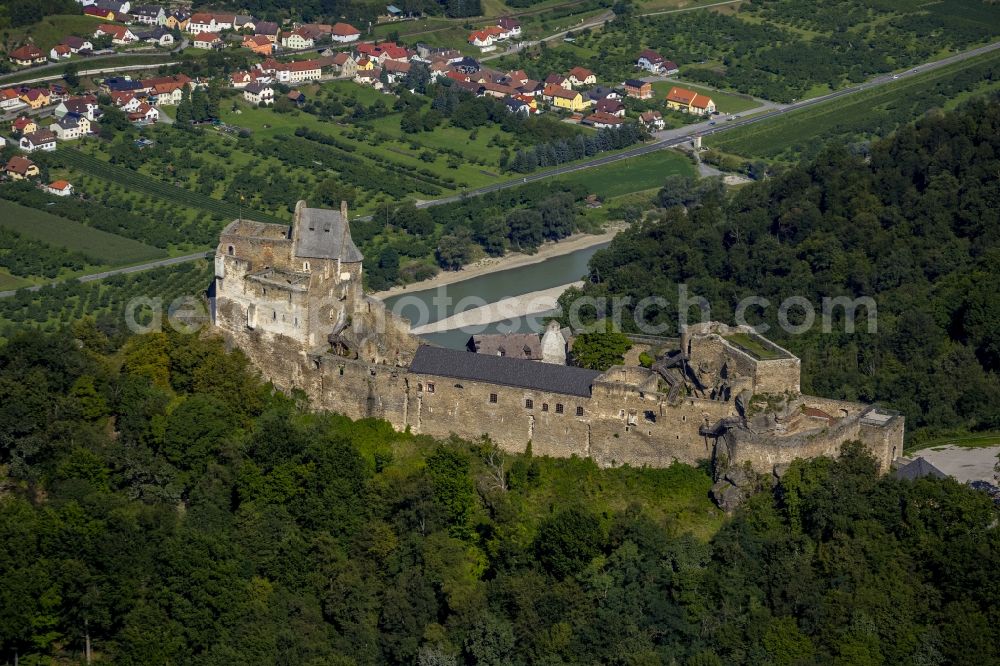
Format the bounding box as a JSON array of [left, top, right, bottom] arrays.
[[893, 457, 947, 481], [409, 346, 601, 397], [294, 206, 362, 262]]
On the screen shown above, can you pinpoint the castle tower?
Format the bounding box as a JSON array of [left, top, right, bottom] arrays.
[[541, 320, 567, 365]]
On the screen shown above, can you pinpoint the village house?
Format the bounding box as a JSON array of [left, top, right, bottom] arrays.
[[665, 85, 715, 116], [4, 156, 39, 180], [585, 85, 620, 103], [83, 6, 116, 20], [281, 28, 314, 49], [243, 81, 275, 105], [273, 59, 323, 83], [95, 0, 130, 15], [11, 116, 36, 134], [131, 5, 166, 25], [243, 35, 274, 55], [595, 98, 625, 117], [624, 79, 653, 99], [636, 49, 677, 75], [330, 22, 361, 43], [61, 36, 94, 54], [546, 86, 587, 111], [49, 44, 72, 60], [20, 88, 51, 110], [45, 180, 74, 197], [136, 26, 174, 46], [128, 102, 159, 123], [582, 111, 624, 129], [544, 73, 572, 90], [20, 130, 57, 153], [639, 110, 665, 130], [165, 11, 189, 31], [141, 74, 192, 105], [192, 33, 222, 49], [9, 45, 46, 66], [0, 89, 24, 111], [95, 24, 138, 45], [254, 21, 280, 42], [468, 26, 505, 51], [56, 95, 103, 121], [497, 16, 521, 37], [110, 91, 144, 112], [354, 69, 384, 90], [50, 115, 91, 140], [504, 97, 530, 115], [567, 67, 596, 87], [187, 13, 218, 33], [230, 70, 254, 88], [330, 52, 357, 77], [383, 59, 411, 84]]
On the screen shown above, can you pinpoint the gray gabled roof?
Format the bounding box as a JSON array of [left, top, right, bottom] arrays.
[[893, 457, 947, 481], [409, 345, 600, 397], [293, 206, 362, 262]]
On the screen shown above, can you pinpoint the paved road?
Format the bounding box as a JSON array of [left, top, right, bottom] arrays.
[[0, 38, 188, 86], [0, 252, 211, 299]]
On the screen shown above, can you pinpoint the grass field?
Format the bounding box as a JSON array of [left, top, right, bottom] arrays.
[[651, 80, 762, 114], [5, 14, 105, 51], [908, 432, 1000, 453], [0, 200, 165, 266], [0, 272, 32, 291], [552, 149, 695, 198], [706, 49, 1000, 160]]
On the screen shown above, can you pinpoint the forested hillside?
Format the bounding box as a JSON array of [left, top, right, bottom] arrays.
[[560, 96, 1000, 437], [0, 327, 997, 664]]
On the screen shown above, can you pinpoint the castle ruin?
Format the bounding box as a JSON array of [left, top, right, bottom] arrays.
[[213, 202, 904, 494]]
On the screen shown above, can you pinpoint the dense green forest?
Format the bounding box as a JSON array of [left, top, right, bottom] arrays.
[[1, 327, 997, 664], [559, 96, 1000, 437]]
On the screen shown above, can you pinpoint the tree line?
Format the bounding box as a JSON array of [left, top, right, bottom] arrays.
[[0, 326, 996, 664]]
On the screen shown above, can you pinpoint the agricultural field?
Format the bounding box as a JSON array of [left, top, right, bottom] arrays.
[[0, 199, 165, 268], [706, 48, 1000, 161], [0, 260, 214, 339], [552, 148, 694, 199], [0, 272, 31, 292], [501, 0, 1000, 102], [650, 80, 761, 114]]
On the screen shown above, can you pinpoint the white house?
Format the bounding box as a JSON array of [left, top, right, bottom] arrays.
[[50, 115, 91, 140], [45, 180, 74, 196], [20, 130, 57, 152], [188, 13, 219, 33], [131, 5, 166, 25], [281, 28, 314, 49], [62, 36, 94, 53], [49, 45, 72, 60], [55, 96, 102, 121], [330, 22, 360, 43], [273, 60, 322, 83], [243, 81, 274, 105], [192, 33, 222, 49]]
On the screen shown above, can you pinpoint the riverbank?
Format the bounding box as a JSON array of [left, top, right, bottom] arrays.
[[410, 282, 582, 334], [372, 225, 624, 300]]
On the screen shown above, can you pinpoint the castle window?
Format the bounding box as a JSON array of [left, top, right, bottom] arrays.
[[272, 311, 277, 321], [227, 245, 234, 256], [246, 304, 256, 329], [313, 359, 321, 370], [303, 261, 310, 271], [644, 410, 656, 423], [542, 403, 549, 412], [489, 393, 498, 404], [427, 382, 435, 393], [454, 384, 463, 389], [555, 403, 563, 414], [576, 406, 584, 416], [525, 398, 533, 409]]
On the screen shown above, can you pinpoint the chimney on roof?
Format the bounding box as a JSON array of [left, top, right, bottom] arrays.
[[340, 199, 348, 221]]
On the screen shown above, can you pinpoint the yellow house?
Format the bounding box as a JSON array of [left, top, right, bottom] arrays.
[[20, 88, 50, 109], [356, 57, 375, 71], [165, 14, 189, 30], [551, 87, 587, 111], [665, 86, 716, 116]]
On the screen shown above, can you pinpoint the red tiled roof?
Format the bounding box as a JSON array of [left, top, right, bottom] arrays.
[[331, 22, 360, 36], [5, 156, 36, 175]]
